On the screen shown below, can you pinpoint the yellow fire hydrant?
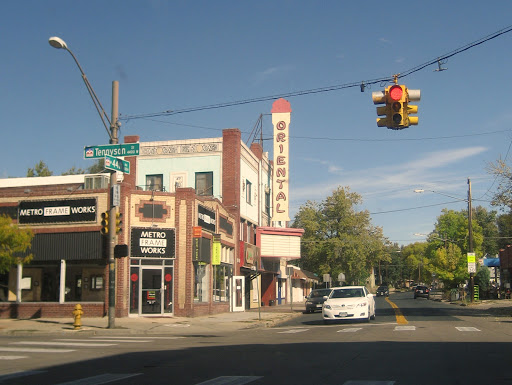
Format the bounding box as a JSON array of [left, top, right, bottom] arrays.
[[72, 304, 83, 330]]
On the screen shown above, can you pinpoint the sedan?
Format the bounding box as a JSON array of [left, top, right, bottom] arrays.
[[305, 288, 333, 313], [322, 286, 376, 324], [414, 285, 430, 299]]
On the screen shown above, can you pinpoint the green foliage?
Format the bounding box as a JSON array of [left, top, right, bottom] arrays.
[[292, 186, 387, 285], [474, 265, 491, 293], [0, 216, 33, 273], [26, 160, 53, 177], [62, 159, 105, 175]]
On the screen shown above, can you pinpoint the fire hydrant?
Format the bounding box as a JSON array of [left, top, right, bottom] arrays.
[[72, 304, 83, 330]]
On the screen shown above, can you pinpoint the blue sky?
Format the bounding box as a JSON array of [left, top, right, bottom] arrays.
[[2, 1, 512, 246]]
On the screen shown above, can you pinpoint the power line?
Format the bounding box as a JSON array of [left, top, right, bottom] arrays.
[[120, 25, 512, 122]]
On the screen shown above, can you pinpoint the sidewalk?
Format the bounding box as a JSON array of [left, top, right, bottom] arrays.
[[0, 303, 305, 337]]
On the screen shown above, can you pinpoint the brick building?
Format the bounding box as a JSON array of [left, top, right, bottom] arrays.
[[0, 127, 302, 318]]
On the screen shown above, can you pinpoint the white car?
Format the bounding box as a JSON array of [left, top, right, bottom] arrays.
[[322, 286, 376, 324]]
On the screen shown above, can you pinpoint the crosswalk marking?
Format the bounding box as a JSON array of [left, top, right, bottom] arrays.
[[0, 347, 75, 353], [11, 341, 117, 347], [456, 326, 480, 332], [89, 336, 185, 340], [196, 376, 263, 385], [338, 328, 363, 333], [394, 325, 416, 331], [54, 373, 142, 385], [55, 338, 152, 343], [277, 328, 309, 334]]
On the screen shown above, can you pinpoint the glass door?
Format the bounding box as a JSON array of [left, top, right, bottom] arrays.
[[141, 268, 162, 314]]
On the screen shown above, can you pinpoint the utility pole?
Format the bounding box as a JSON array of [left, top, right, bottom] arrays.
[[468, 178, 474, 303], [108, 81, 119, 328]]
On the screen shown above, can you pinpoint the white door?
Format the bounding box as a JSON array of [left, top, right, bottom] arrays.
[[232, 276, 245, 312]]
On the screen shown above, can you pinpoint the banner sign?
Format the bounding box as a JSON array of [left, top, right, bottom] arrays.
[[18, 198, 97, 224], [212, 234, 221, 265], [130, 227, 175, 258], [198, 205, 216, 233]]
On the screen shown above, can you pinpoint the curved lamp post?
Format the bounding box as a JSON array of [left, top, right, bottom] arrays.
[[49, 36, 119, 326]]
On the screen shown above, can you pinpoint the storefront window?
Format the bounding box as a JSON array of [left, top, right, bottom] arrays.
[[65, 262, 105, 302], [213, 264, 231, 302], [20, 263, 60, 302], [194, 262, 209, 302]]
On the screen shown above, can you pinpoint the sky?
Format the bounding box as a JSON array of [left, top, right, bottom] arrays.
[[2, 1, 512, 246]]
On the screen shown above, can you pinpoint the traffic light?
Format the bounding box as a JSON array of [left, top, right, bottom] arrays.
[[372, 84, 421, 130], [100, 212, 109, 235], [406, 88, 420, 126], [115, 212, 123, 234], [371, 89, 390, 127]]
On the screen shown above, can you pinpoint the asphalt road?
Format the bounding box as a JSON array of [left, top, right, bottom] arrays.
[[1, 292, 512, 385]]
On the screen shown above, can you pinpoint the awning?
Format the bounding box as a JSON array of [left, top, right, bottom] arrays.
[[484, 258, 500, 267]]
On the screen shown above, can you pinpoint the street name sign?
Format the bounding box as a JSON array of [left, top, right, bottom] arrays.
[[105, 155, 130, 174], [84, 143, 139, 159]]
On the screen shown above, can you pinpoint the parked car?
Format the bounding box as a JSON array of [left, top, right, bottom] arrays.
[[376, 285, 389, 297], [414, 285, 430, 299], [305, 288, 332, 313], [322, 286, 375, 323]]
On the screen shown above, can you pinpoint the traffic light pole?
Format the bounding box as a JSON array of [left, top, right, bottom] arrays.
[[108, 81, 119, 328], [468, 178, 474, 303]]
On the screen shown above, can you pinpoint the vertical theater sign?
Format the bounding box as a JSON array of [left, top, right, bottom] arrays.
[[271, 98, 291, 223]]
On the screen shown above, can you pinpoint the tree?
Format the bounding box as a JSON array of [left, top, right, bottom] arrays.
[[0, 216, 33, 273], [26, 160, 53, 177], [62, 159, 105, 175], [292, 186, 387, 285], [474, 206, 499, 256], [474, 265, 491, 296]]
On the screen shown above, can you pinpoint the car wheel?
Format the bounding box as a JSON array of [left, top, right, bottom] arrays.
[[370, 311, 376, 320]]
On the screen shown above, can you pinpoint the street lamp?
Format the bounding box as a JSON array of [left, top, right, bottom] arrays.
[[49, 36, 119, 327]]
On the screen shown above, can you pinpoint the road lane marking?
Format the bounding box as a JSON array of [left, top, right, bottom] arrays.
[[277, 328, 309, 334], [196, 376, 263, 385], [55, 339, 152, 343], [343, 381, 395, 384], [456, 327, 480, 332], [90, 336, 185, 339], [385, 297, 408, 324], [10, 341, 117, 347], [394, 325, 416, 331], [54, 373, 142, 385], [338, 328, 362, 333], [0, 355, 27, 360], [0, 347, 75, 353]]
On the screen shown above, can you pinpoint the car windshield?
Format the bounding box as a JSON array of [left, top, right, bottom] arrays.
[[331, 288, 364, 298], [378, 286, 387, 290], [310, 289, 331, 298]]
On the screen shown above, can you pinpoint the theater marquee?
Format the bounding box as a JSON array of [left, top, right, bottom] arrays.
[[271, 98, 291, 222]]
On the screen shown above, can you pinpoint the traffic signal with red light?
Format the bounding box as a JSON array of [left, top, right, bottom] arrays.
[[100, 212, 109, 235], [372, 84, 421, 130]]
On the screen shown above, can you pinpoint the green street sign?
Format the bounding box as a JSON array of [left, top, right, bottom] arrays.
[[105, 155, 130, 174], [84, 143, 139, 159]]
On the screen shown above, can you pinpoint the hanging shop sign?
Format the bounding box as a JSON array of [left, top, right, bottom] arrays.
[[18, 198, 97, 224], [130, 227, 175, 258], [198, 205, 216, 233], [212, 234, 221, 265]]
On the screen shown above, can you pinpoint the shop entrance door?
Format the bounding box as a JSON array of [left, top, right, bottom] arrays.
[[141, 268, 163, 315]]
